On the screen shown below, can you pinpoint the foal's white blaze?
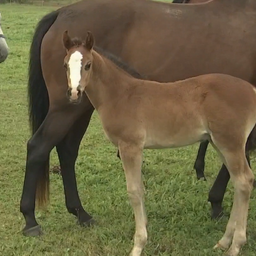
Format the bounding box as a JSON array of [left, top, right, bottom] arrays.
[[68, 51, 83, 100]]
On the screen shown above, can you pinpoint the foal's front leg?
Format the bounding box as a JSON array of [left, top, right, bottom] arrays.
[[119, 143, 147, 256]]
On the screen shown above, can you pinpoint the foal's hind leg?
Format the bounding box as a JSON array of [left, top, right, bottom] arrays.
[[215, 154, 253, 255], [56, 105, 95, 226], [208, 150, 252, 219], [119, 143, 147, 256], [210, 142, 254, 255], [193, 141, 209, 180], [20, 104, 88, 236]]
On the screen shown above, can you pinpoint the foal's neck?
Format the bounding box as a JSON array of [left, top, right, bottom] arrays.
[[85, 50, 135, 111]]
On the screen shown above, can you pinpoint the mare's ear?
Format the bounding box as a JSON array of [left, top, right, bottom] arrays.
[[84, 31, 94, 51], [62, 30, 73, 51]]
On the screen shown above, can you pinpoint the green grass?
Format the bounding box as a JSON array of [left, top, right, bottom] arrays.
[[0, 3, 256, 256]]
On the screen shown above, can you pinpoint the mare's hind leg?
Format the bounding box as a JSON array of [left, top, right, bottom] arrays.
[[56, 105, 95, 226], [208, 150, 251, 219], [20, 103, 87, 236], [208, 164, 230, 219], [193, 141, 209, 180], [119, 143, 147, 256]]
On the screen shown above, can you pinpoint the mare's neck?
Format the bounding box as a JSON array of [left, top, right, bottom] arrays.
[[85, 50, 134, 111], [213, 0, 255, 9]]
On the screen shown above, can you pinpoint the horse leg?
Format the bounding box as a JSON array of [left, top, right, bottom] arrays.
[[193, 141, 209, 180], [119, 143, 147, 256], [208, 150, 253, 219], [56, 106, 95, 226], [245, 152, 256, 187], [208, 164, 229, 219], [20, 105, 85, 236], [213, 150, 253, 256]]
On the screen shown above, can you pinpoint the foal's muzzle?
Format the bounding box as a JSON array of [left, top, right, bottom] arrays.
[[67, 86, 82, 104]]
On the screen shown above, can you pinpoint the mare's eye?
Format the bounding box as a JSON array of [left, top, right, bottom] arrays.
[[84, 62, 91, 71], [63, 63, 68, 69]]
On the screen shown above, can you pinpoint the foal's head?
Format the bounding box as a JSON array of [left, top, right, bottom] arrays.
[[63, 30, 94, 103]]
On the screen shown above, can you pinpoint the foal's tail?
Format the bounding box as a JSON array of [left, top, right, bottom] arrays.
[[28, 10, 59, 207]]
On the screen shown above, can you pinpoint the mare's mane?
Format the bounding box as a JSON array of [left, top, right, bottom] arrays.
[[69, 37, 143, 80]]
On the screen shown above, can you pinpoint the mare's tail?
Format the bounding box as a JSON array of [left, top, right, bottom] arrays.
[[28, 10, 59, 207], [172, 0, 190, 3]]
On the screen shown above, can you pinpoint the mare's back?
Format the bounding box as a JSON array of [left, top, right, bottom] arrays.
[[45, 0, 256, 83]]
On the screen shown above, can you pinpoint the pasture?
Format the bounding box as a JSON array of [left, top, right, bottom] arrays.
[[0, 3, 256, 256]]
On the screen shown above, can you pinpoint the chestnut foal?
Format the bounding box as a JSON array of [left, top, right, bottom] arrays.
[[63, 31, 256, 256]]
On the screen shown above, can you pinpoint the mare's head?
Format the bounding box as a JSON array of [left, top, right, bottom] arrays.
[[0, 12, 9, 63], [63, 30, 94, 103]]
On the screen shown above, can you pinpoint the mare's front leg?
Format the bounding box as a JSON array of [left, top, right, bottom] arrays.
[[56, 104, 95, 226], [20, 103, 87, 236], [119, 143, 147, 256], [193, 141, 209, 180]]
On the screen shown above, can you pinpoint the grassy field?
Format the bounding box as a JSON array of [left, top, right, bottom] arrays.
[[0, 3, 256, 256]]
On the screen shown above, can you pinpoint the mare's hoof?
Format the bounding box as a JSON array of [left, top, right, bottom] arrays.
[[79, 217, 96, 227], [210, 202, 224, 219], [22, 225, 42, 237], [195, 169, 206, 180], [197, 176, 206, 181], [211, 209, 224, 220]]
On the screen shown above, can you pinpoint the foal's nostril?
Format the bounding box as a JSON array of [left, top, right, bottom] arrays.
[[77, 89, 81, 97]]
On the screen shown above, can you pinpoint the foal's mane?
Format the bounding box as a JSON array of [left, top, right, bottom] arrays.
[[70, 37, 144, 80]]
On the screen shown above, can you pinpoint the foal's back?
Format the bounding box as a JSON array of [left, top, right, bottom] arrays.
[[103, 74, 256, 149]]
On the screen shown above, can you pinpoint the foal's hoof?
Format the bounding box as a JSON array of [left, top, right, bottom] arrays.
[[226, 247, 240, 256], [22, 225, 43, 237], [213, 242, 228, 251], [78, 217, 96, 227]]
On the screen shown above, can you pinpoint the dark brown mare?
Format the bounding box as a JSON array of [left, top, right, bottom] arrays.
[[63, 31, 256, 256], [20, 0, 256, 236]]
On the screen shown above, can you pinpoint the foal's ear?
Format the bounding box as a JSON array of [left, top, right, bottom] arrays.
[[62, 30, 73, 51], [84, 31, 94, 51]]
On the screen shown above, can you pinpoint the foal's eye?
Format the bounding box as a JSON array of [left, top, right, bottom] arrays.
[[63, 63, 68, 69], [84, 62, 91, 71]]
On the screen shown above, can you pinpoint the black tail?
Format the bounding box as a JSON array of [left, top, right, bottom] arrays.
[[172, 0, 190, 3], [28, 10, 59, 134], [28, 10, 59, 207]]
